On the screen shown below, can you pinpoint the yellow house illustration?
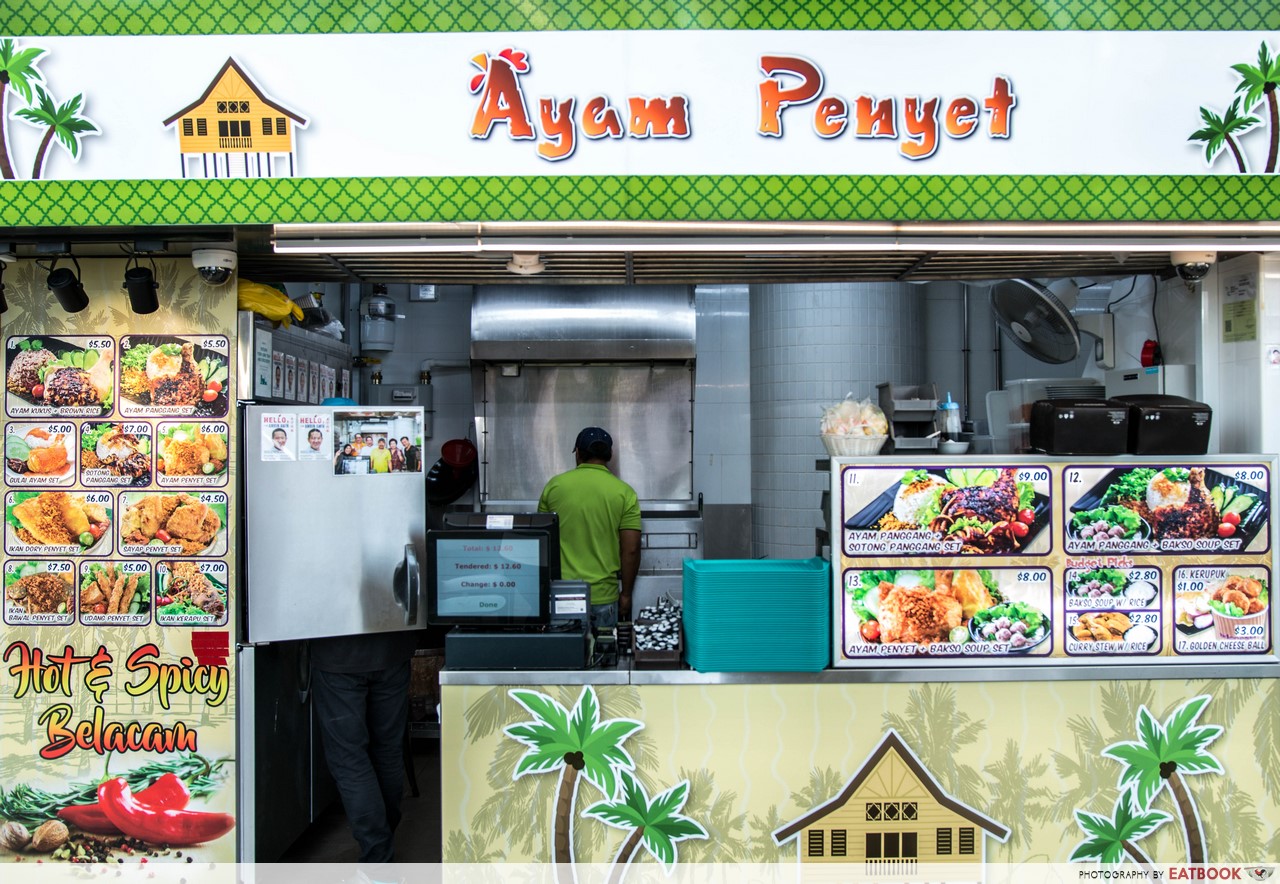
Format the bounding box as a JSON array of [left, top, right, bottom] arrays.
[[162, 58, 307, 179], [773, 729, 1009, 876]]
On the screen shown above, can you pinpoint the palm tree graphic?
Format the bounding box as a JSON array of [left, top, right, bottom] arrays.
[[0, 38, 45, 180], [583, 770, 707, 884], [1189, 99, 1260, 173], [504, 685, 643, 880], [1101, 695, 1223, 864], [1070, 792, 1171, 867], [1232, 42, 1280, 172], [15, 86, 97, 180]]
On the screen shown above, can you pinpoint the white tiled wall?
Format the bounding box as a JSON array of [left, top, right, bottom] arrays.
[[693, 285, 751, 505], [749, 282, 924, 559]]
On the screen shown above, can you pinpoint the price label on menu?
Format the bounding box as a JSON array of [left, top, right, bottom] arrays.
[[5, 422, 77, 487], [1064, 610, 1161, 656], [155, 560, 229, 627], [118, 334, 230, 419], [1172, 566, 1271, 655], [839, 465, 1053, 558], [2, 559, 75, 626], [5, 336, 115, 419], [832, 457, 1279, 668], [78, 560, 152, 626]]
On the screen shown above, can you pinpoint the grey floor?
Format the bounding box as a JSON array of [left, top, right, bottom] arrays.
[[278, 740, 443, 863]]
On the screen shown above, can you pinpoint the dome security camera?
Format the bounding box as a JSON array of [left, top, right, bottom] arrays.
[[191, 248, 237, 285], [1171, 250, 1216, 282]]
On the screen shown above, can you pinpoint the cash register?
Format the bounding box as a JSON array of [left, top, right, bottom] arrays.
[[427, 516, 591, 669]]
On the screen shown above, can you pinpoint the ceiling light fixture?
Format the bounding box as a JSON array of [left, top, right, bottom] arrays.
[[506, 252, 546, 275], [46, 256, 89, 313], [123, 256, 160, 314], [273, 233, 1280, 256]]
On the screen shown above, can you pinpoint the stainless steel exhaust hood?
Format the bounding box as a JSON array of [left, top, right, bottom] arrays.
[[470, 285, 695, 361]]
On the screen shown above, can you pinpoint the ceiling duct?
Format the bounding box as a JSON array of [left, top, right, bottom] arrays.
[[470, 285, 696, 362]]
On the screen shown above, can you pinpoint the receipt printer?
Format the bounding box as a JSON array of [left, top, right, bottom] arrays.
[[551, 580, 590, 625]]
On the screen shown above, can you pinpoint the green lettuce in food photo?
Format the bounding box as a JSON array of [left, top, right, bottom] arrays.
[[1100, 467, 1157, 506], [1070, 568, 1128, 597], [1071, 504, 1145, 540]]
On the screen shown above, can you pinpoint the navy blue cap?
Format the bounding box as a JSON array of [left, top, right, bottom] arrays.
[[574, 426, 613, 460]]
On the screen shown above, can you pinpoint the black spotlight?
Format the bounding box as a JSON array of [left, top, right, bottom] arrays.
[[47, 258, 89, 313], [123, 261, 159, 314], [0, 261, 8, 314]]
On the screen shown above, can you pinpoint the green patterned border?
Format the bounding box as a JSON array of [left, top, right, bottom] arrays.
[[4, 0, 1279, 36], [0, 175, 1277, 225]]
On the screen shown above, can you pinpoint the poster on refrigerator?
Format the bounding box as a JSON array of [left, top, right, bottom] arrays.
[[832, 458, 1276, 667], [259, 412, 297, 461], [284, 354, 297, 401], [297, 413, 331, 462], [0, 258, 237, 863]]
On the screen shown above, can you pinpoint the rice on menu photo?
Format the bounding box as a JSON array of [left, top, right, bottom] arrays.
[[117, 334, 229, 418]]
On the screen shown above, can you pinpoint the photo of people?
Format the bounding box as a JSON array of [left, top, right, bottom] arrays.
[[331, 410, 425, 476]]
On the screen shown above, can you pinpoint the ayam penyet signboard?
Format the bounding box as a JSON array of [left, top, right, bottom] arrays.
[[2, 26, 1280, 225]]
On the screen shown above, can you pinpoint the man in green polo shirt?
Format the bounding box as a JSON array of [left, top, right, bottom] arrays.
[[538, 426, 641, 629]]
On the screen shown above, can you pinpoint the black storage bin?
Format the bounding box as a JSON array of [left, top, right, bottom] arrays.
[[1029, 398, 1129, 455], [1113, 394, 1213, 455]]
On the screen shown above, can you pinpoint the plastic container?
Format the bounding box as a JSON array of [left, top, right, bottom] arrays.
[[937, 393, 961, 442], [683, 558, 830, 672], [632, 617, 684, 669]]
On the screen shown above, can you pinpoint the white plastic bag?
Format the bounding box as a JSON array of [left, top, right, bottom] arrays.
[[820, 394, 888, 437]]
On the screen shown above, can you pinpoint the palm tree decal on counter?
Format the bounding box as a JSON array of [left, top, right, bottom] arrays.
[[1071, 694, 1224, 866], [1070, 793, 1171, 867], [15, 86, 97, 179], [1188, 99, 1259, 172], [1232, 42, 1280, 172], [505, 685, 643, 881], [0, 37, 44, 179], [583, 770, 707, 884]]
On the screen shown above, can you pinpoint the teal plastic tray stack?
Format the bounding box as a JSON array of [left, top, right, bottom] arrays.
[[682, 557, 831, 672]]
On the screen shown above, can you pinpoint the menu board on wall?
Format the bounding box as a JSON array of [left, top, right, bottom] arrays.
[[831, 458, 1277, 667], [0, 258, 237, 862]]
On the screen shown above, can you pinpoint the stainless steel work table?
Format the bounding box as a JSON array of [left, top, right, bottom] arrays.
[[441, 661, 1280, 685]]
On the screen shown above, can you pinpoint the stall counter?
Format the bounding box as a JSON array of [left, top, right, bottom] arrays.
[[441, 664, 1280, 869]]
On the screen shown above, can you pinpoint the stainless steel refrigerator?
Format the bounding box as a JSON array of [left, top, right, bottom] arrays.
[[236, 404, 427, 859]]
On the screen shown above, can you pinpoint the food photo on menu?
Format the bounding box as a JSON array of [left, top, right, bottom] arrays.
[[1065, 609, 1160, 654], [1065, 465, 1269, 554], [4, 490, 111, 555], [118, 491, 226, 556], [842, 567, 1052, 657], [5, 422, 75, 484], [78, 561, 150, 623], [155, 422, 228, 484], [117, 334, 229, 417], [6, 336, 114, 416], [1175, 567, 1270, 652], [154, 560, 228, 626], [79, 422, 152, 486], [842, 466, 1050, 556], [1064, 566, 1160, 610], [4, 560, 74, 624]]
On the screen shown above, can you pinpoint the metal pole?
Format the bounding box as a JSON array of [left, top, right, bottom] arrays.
[[962, 283, 971, 422]]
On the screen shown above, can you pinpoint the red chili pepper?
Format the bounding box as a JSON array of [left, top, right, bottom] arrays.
[[59, 773, 192, 835], [97, 778, 235, 846]]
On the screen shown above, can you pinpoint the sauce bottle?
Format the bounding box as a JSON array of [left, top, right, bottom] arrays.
[[938, 393, 961, 442]]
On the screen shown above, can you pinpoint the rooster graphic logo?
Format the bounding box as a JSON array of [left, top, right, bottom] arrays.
[[1247, 868, 1274, 881]]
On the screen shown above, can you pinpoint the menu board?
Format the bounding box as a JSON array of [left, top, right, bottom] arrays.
[[831, 458, 1277, 667], [0, 259, 237, 864]]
